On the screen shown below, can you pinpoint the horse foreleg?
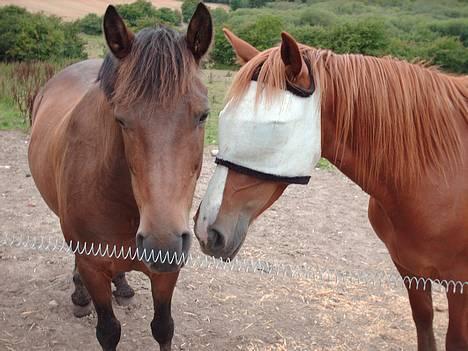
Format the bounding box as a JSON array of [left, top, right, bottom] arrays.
[[394, 261, 436, 351], [446, 291, 468, 351], [78, 258, 121, 351], [112, 272, 135, 305], [149, 271, 179, 351], [71, 259, 92, 317]]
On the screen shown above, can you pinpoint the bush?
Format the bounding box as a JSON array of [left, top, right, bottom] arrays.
[[181, 0, 199, 22], [111, 1, 181, 30], [211, 8, 229, 26], [299, 8, 336, 27], [211, 26, 236, 66], [207, 0, 468, 74], [326, 20, 390, 56], [0, 6, 86, 62], [115, 0, 155, 27], [155, 8, 181, 26], [290, 25, 328, 48], [240, 15, 284, 50], [429, 19, 468, 47], [424, 36, 468, 73], [10, 62, 55, 125], [74, 13, 102, 35]]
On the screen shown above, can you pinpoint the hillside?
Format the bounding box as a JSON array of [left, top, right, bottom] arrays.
[[0, 0, 227, 20]]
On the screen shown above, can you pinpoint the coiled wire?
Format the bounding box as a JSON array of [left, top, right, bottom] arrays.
[[1, 232, 466, 294]]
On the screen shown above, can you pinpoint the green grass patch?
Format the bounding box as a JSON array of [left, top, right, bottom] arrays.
[[202, 69, 233, 145], [316, 158, 334, 170], [0, 98, 24, 130]]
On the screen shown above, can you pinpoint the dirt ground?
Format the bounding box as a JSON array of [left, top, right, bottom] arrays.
[[0, 131, 450, 351], [0, 0, 228, 20]]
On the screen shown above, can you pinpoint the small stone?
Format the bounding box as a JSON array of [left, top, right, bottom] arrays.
[[49, 300, 58, 308], [210, 149, 219, 157]]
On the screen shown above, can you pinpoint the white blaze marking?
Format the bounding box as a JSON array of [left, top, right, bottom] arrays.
[[195, 165, 228, 242]]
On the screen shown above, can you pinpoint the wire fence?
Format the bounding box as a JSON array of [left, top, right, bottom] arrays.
[[1, 232, 466, 294]]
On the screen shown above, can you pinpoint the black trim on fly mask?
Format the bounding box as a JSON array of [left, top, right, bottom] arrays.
[[251, 59, 315, 98], [215, 158, 311, 185]]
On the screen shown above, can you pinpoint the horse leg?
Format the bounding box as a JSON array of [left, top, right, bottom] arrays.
[[112, 272, 135, 306], [394, 262, 436, 351], [446, 291, 468, 351], [149, 271, 179, 351], [78, 259, 121, 351], [71, 259, 93, 317]]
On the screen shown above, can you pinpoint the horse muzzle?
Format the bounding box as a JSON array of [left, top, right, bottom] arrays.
[[135, 232, 191, 273]]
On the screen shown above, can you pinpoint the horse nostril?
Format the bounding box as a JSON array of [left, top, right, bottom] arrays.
[[181, 232, 192, 253], [207, 227, 225, 251], [136, 232, 144, 249]]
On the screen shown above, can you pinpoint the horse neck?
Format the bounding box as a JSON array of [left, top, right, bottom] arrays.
[[71, 87, 127, 175], [320, 99, 391, 201]]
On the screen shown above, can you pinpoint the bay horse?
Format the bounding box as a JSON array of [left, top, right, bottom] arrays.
[[194, 29, 467, 350], [28, 4, 212, 350]]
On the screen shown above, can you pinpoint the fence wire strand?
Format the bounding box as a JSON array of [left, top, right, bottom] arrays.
[[1, 232, 466, 294]]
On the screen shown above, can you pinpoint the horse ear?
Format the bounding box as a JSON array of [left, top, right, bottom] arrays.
[[103, 5, 134, 59], [186, 3, 213, 62], [223, 28, 259, 65], [280, 32, 306, 78]]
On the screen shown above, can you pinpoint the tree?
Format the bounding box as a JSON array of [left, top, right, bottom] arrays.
[[0, 6, 86, 62]]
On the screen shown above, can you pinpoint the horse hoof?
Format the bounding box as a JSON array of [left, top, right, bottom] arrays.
[[114, 295, 135, 306], [113, 285, 135, 299], [159, 342, 172, 351], [73, 303, 92, 318]]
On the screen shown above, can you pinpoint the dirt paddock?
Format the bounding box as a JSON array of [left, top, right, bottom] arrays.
[[0, 131, 450, 350]]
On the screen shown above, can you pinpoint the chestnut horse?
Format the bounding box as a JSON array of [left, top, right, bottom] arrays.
[[28, 5, 212, 350], [195, 30, 467, 350]]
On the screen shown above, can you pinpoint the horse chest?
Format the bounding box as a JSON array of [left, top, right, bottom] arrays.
[[368, 197, 446, 275]]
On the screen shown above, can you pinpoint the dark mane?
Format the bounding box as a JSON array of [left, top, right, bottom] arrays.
[[97, 26, 196, 107]]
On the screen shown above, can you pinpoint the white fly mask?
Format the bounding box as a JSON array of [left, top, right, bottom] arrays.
[[215, 80, 322, 184]]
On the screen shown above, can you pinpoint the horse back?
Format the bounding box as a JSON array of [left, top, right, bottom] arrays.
[[28, 59, 103, 215]]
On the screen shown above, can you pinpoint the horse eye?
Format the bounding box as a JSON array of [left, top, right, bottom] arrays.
[[199, 112, 209, 124]]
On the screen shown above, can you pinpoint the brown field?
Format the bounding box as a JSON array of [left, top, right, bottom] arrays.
[[0, 0, 228, 20]]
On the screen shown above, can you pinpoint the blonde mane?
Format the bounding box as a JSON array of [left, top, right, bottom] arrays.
[[228, 45, 468, 188]]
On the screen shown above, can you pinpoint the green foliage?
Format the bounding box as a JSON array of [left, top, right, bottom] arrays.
[[211, 8, 230, 25], [209, 0, 468, 74], [115, 0, 155, 27], [424, 36, 468, 73], [230, 0, 267, 10], [181, 0, 199, 22], [429, 19, 468, 46], [211, 27, 236, 66], [299, 8, 336, 27], [114, 0, 181, 30], [74, 13, 102, 35], [154, 8, 182, 26], [0, 5, 86, 62], [326, 20, 390, 55], [241, 15, 284, 50]]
